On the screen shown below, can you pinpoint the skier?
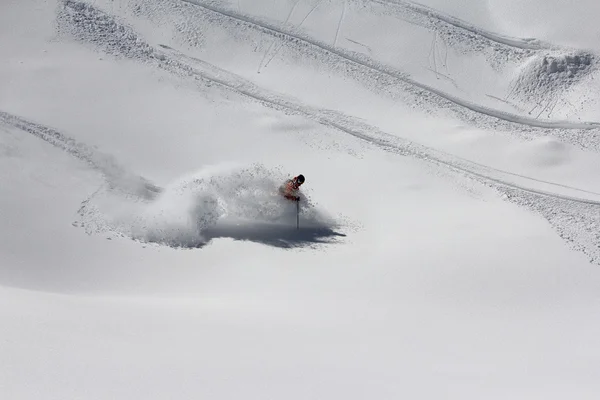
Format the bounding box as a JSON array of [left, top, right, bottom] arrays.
[[279, 174, 305, 202]]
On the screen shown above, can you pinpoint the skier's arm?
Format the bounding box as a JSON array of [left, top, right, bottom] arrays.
[[278, 180, 300, 201]]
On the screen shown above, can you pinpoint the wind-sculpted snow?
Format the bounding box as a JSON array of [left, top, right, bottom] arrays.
[[78, 163, 343, 249]]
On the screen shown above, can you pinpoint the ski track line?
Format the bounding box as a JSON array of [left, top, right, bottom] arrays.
[[258, 0, 300, 72], [0, 110, 108, 169], [371, 0, 552, 50], [155, 45, 600, 206], [54, 1, 600, 205], [179, 0, 600, 130], [449, 152, 600, 198], [0, 110, 161, 199], [333, 2, 345, 48], [56, 1, 600, 263]]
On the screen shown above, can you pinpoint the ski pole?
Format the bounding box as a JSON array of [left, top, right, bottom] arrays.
[[296, 199, 300, 229]]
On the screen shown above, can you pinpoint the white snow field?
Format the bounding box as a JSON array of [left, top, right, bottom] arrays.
[[3, 0, 600, 398]]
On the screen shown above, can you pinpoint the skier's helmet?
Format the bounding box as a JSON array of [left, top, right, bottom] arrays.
[[296, 174, 305, 184]]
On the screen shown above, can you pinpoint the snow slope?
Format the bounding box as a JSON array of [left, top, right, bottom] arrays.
[[2, 0, 600, 398]]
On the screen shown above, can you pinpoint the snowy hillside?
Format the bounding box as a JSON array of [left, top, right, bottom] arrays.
[[2, 0, 600, 398]]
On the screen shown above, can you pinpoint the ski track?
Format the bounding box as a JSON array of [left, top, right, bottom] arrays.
[[43, 0, 600, 263], [372, 0, 552, 50], [333, 2, 345, 48], [179, 0, 600, 130], [0, 110, 161, 199], [157, 44, 600, 205]]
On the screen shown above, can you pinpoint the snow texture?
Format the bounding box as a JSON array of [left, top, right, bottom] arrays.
[[3, 0, 600, 399]]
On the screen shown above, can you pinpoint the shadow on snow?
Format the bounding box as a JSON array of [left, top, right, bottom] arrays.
[[199, 221, 346, 249]]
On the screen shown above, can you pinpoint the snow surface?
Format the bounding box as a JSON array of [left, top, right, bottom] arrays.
[[2, 0, 600, 398]]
